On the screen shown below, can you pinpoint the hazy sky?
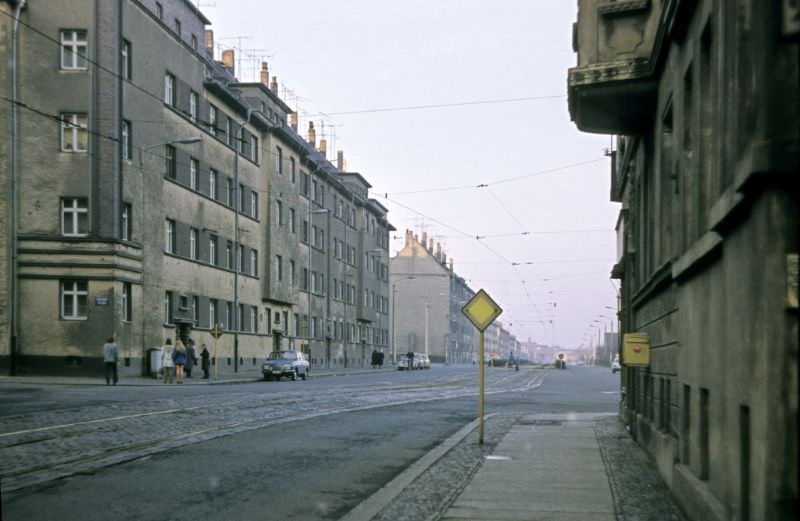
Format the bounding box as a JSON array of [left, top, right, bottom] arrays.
[[202, 1, 619, 349]]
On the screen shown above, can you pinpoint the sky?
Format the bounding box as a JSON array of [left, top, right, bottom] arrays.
[[201, 1, 620, 349]]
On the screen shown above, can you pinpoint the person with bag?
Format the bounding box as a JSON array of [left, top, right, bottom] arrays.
[[173, 339, 187, 384], [200, 344, 211, 379], [161, 339, 175, 384]]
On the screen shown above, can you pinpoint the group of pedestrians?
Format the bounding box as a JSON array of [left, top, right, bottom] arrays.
[[161, 338, 210, 383]]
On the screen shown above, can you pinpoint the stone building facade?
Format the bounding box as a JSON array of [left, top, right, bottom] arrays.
[[0, 0, 391, 376], [569, 1, 797, 520]]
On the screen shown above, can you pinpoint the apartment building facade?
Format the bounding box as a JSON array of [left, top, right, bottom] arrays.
[[569, 1, 798, 520], [0, 0, 392, 376]]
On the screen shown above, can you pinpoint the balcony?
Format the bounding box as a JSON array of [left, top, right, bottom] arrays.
[[567, 0, 662, 135]]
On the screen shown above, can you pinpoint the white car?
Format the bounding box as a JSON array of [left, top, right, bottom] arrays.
[[611, 358, 621, 373], [417, 353, 431, 369]]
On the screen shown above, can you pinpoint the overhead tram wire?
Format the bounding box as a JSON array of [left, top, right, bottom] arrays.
[[309, 95, 565, 116]]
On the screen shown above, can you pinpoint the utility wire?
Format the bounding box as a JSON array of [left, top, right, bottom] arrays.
[[311, 95, 565, 116]]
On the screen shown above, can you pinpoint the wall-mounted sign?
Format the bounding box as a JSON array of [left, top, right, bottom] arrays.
[[623, 332, 650, 366], [95, 297, 109, 305]]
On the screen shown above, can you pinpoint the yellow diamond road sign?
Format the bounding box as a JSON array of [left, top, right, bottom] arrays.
[[462, 289, 503, 331]]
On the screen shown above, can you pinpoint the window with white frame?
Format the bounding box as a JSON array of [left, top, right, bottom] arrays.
[[174, 18, 182, 37], [121, 40, 131, 80], [225, 301, 232, 330], [225, 241, 232, 269], [61, 198, 88, 236], [209, 169, 217, 199], [250, 250, 258, 277], [60, 113, 88, 152], [225, 178, 233, 206], [190, 158, 198, 189], [209, 235, 217, 265], [121, 203, 131, 241], [192, 295, 199, 325], [61, 280, 88, 319], [226, 119, 232, 146], [249, 306, 257, 332], [251, 191, 258, 219], [189, 227, 198, 259], [164, 219, 175, 253], [208, 105, 217, 136], [122, 282, 132, 322], [60, 30, 87, 70], [250, 135, 258, 162], [209, 299, 217, 328], [121, 120, 131, 160], [191, 34, 197, 50], [265, 307, 272, 335], [164, 72, 175, 106], [164, 291, 173, 324], [189, 91, 198, 122], [165, 145, 176, 178]]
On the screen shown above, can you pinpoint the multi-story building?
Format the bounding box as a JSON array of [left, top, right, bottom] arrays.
[[390, 230, 477, 364], [568, 1, 797, 519], [0, 0, 391, 376]]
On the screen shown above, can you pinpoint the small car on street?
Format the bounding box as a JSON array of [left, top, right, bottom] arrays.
[[611, 357, 621, 373], [262, 350, 310, 381], [417, 353, 431, 369]]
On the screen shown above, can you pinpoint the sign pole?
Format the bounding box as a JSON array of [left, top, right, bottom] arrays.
[[479, 329, 485, 444]]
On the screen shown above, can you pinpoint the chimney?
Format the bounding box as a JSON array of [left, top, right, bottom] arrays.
[[308, 122, 316, 148], [337, 150, 344, 171], [421, 232, 428, 248], [405, 229, 413, 246], [290, 112, 298, 131], [205, 30, 214, 58], [260, 62, 269, 86], [318, 139, 327, 157], [270, 75, 279, 94], [449, 258, 454, 271], [436, 242, 442, 259], [428, 238, 434, 252], [414, 234, 419, 244], [442, 252, 447, 265], [221, 49, 235, 76]]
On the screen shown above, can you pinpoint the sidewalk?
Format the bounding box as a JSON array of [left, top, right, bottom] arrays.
[[0, 365, 396, 386], [442, 413, 619, 521]]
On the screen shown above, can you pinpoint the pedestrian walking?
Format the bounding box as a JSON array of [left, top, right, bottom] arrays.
[[102, 336, 119, 385], [161, 339, 175, 384], [174, 339, 187, 384], [200, 344, 210, 379], [185, 338, 197, 378]]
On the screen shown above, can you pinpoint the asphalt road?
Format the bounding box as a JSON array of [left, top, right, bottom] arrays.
[[0, 364, 620, 521]]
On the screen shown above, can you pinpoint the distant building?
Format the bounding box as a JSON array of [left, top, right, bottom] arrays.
[[569, 1, 798, 520], [390, 230, 475, 363]]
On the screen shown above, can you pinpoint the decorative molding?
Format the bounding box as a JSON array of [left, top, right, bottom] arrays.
[[598, 0, 651, 17]]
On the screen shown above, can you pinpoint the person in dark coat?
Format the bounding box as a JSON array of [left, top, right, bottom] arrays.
[[102, 336, 119, 385], [185, 338, 197, 378], [200, 344, 210, 379]]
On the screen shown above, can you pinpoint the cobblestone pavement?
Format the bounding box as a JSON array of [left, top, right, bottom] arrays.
[[360, 414, 686, 521], [0, 368, 547, 498]]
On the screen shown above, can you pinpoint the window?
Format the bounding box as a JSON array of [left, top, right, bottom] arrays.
[[289, 260, 295, 287], [275, 146, 283, 174], [276, 200, 283, 226], [265, 307, 272, 335], [288, 208, 295, 233], [251, 191, 258, 218], [164, 72, 175, 106], [155, 2, 163, 19], [237, 245, 244, 272], [60, 280, 89, 320], [239, 183, 245, 212], [225, 178, 233, 206], [302, 172, 309, 197], [294, 313, 300, 337], [189, 228, 198, 259], [122, 282, 132, 322], [226, 119, 232, 146], [209, 299, 217, 328], [164, 219, 175, 253], [121, 40, 131, 79], [165, 145, 176, 179], [302, 220, 308, 243], [275, 255, 283, 281], [192, 295, 199, 325], [189, 158, 198, 189], [164, 291, 173, 324], [61, 198, 88, 236], [208, 105, 217, 136], [191, 34, 198, 50], [189, 91, 198, 122], [250, 135, 258, 162], [208, 235, 217, 265], [121, 120, 131, 160], [121, 203, 131, 241], [60, 30, 88, 70], [226, 241, 232, 269], [225, 301, 233, 330], [290, 158, 296, 183], [174, 18, 182, 36], [60, 113, 88, 152], [250, 250, 258, 277], [209, 169, 217, 199], [302, 268, 308, 290]]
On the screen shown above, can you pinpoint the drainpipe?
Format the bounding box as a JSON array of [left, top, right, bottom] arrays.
[[9, 0, 29, 375], [233, 108, 252, 373]]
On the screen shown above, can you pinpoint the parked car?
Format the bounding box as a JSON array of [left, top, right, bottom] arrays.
[[397, 355, 414, 370], [611, 357, 621, 374], [262, 350, 309, 381], [417, 353, 431, 369]]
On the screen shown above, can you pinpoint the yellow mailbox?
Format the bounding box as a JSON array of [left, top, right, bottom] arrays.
[[623, 332, 650, 366]]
